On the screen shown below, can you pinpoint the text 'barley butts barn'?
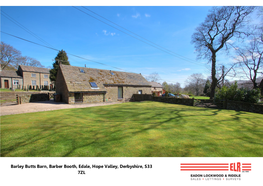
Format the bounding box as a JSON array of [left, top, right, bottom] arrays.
[[56, 64, 151, 104]]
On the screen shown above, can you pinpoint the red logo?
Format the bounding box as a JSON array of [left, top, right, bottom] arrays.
[[180, 162, 251, 172]]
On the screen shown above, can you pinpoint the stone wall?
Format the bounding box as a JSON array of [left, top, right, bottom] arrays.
[[105, 86, 151, 102], [17, 93, 50, 104], [132, 94, 153, 101], [226, 100, 263, 114], [0, 91, 55, 101], [83, 93, 104, 103], [68, 93, 74, 104], [56, 68, 69, 103], [152, 96, 194, 106], [105, 86, 118, 102], [123, 86, 151, 102]]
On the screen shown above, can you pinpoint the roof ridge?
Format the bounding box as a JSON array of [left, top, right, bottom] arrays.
[[60, 64, 141, 75]]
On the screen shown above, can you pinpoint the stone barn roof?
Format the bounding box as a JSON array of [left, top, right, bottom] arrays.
[[0, 70, 22, 78], [149, 82, 163, 88], [19, 65, 50, 74], [58, 64, 151, 92]]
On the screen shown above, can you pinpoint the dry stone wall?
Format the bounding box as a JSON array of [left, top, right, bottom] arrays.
[[16, 92, 51, 104], [226, 100, 263, 114], [152, 96, 194, 106]]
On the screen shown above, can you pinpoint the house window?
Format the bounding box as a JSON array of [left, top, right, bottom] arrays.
[[31, 73, 36, 77], [138, 90, 142, 94], [44, 75, 48, 78], [118, 87, 123, 99], [44, 81, 48, 86], [13, 80, 19, 85], [32, 80, 36, 86]]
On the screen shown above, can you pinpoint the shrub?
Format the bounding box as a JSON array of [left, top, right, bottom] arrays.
[[215, 82, 261, 103]]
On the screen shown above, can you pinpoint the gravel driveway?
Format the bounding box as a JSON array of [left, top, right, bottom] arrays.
[[0, 101, 121, 116]]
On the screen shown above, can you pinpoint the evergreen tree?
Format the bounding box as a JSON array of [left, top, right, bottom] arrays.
[[203, 80, 211, 97], [50, 50, 70, 82]]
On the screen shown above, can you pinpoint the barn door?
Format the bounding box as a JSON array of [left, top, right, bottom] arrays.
[[118, 87, 123, 99]]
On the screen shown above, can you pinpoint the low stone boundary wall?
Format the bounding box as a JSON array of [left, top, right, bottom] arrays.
[[132, 94, 263, 114], [226, 100, 263, 114], [194, 99, 214, 106], [0, 91, 55, 101], [16, 92, 53, 104], [132, 94, 152, 101], [153, 96, 194, 106], [132, 94, 194, 106]]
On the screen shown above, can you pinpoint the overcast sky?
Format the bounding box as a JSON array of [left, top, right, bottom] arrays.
[[1, 2, 262, 87]]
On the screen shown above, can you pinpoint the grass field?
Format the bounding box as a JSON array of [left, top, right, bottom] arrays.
[[0, 88, 49, 92], [0, 99, 16, 104], [1, 101, 262, 157], [190, 96, 210, 99], [0, 88, 24, 92]]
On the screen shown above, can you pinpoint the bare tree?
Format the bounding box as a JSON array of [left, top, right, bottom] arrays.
[[233, 35, 263, 89], [185, 73, 206, 96], [191, 6, 255, 99], [168, 82, 181, 94], [20, 56, 44, 68], [145, 72, 161, 82], [216, 64, 237, 88], [0, 42, 21, 70], [0, 42, 44, 70]]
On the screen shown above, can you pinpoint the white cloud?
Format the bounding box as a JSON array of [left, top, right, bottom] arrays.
[[102, 30, 116, 36], [102, 30, 108, 35], [177, 68, 191, 71], [132, 13, 140, 18], [145, 13, 151, 17]]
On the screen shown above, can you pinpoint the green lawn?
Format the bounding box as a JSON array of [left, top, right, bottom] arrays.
[[0, 88, 48, 92], [0, 99, 16, 104], [190, 96, 210, 99], [1, 101, 263, 157]]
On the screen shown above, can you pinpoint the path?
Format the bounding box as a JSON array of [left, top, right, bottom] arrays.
[[0, 101, 121, 116]]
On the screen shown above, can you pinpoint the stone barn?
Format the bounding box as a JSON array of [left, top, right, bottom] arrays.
[[56, 64, 151, 104]]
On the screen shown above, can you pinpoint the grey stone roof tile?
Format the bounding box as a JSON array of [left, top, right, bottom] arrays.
[[0, 70, 22, 78], [19, 65, 50, 73], [59, 64, 151, 92]]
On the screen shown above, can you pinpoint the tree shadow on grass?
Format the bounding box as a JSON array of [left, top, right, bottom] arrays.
[[1, 103, 262, 157]]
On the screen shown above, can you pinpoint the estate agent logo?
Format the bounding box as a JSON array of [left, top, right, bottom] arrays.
[[180, 162, 251, 172]]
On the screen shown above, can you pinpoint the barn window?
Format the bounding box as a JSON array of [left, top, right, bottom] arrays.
[[89, 82, 98, 88]]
